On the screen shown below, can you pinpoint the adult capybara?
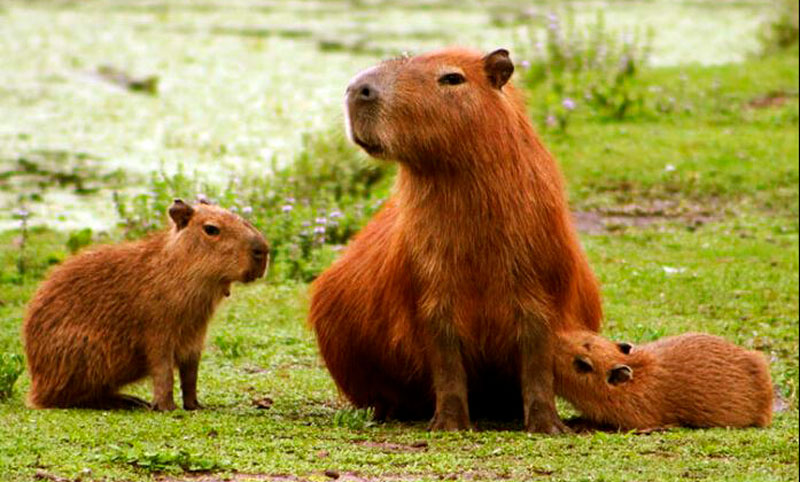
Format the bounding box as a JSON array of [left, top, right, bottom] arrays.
[[309, 48, 602, 433], [23, 200, 268, 410], [554, 331, 773, 430]]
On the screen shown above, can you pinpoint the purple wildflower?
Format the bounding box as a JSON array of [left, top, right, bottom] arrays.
[[562, 98, 576, 111], [242, 206, 253, 215], [281, 204, 293, 213], [315, 217, 327, 225], [329, 210, 343, 219], [314, 226, 326, 235]]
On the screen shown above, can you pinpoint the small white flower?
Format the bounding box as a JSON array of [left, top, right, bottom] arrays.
[[664, 164, 676, 172], [662, 266, 686, 275]]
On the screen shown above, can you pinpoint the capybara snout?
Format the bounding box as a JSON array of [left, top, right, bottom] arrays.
[[247, 237, 270, 282], [23, 199, 269, 410], [345, 66, 387, 157]]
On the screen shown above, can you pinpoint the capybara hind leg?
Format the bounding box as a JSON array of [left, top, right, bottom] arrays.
[[78, 394, 151, 410], [564, 416, 616, 433], [178, 352, 202, 410], [428, 327, 470, 431], [116, 394, 151, 409], [520, 326, 568, 434]]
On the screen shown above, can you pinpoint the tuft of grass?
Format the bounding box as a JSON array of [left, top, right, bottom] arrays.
[[101, 445, 228, 473], [213, 332, 249, 359], [333, 408, 376, 430], [0, 353, 24, 401], [519, 10, 655, 129], [65, 228, 92, 255], [759, 0, 799, 55]]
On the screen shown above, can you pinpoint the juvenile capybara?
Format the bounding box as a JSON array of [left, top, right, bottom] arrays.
[[554, 331, 773, 430], [309, 48, 602, 433], [23, 200, 269, 410]]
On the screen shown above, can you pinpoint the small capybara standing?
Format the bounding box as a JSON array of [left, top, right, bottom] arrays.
[[23, 200, 269, 410], [554, 331, 773, 430], [309, 48, 602, 433]]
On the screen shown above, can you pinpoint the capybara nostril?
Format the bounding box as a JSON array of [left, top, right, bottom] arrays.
[[354, 82, 378, 103], [251, 240, 269, 261]]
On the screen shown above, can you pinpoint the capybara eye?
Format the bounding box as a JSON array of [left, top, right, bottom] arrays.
[[573, 356, 594, 373], [438, 73, 466, 86], [203, 224, 221, 236]]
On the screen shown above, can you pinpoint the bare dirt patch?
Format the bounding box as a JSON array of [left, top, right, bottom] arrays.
[[353, 440, 429, 453], [573, 200, 720, 234], [747, 90, 799, 109]]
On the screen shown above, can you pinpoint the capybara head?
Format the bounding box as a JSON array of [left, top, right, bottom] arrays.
[[344, 47, 520, 169], [555, 331, 634, 389], [167, 199, 269, 289]]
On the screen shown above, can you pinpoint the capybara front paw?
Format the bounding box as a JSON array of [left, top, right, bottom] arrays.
[[152, 400, 178, 411], [526, 413, 570, 434], [183, 400, 203, 411], [428, 413, 471, 431], [428, 394, 470, 431]]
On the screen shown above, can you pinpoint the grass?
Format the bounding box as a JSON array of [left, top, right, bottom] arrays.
[[0, 213, 797, 481], [0, 1, 798, 481]]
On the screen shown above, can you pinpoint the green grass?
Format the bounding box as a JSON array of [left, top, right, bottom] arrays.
[[1, 213, 797, 481], [0, 1, 798, 481]]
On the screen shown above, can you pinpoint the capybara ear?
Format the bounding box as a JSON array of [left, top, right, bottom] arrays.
[[483, 48, 514, 89], [617, 342, 634, 355], [608, 364, 633, 385], [168, 199, 195, 230], [573, 355, 594, 373]]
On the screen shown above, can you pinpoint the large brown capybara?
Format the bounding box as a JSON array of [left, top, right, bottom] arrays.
[[554, 331, 773, 430], [23, 200, 269, 410], [309, 48, 602, 433]]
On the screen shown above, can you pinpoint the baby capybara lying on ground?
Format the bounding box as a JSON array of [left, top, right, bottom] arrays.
[[23, 200, 269, 410], [310, 48, 602, 433], [554, 330, 773, 430]]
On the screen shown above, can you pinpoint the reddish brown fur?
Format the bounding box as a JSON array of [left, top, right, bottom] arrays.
[[554, 331, 773, 430], [23, 201, 268, 410], [310, 48, 602, 431]]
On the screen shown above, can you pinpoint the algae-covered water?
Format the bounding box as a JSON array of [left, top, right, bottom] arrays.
[[0, 0, 772, 230]]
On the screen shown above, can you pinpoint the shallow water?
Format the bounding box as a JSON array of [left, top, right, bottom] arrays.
[[0, 0, 771, 230]]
